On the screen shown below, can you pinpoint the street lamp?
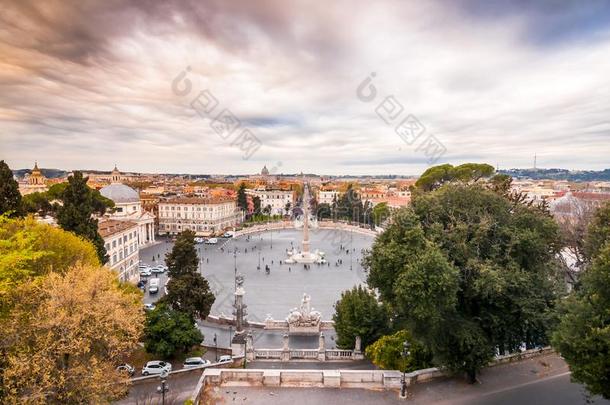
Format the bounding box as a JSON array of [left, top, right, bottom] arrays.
[[214, 333, 218, 362], [257, 250, 261, 270], [400, 340, 411, 399], [157, 369, 169, 405], [233, 248, 237, 291]]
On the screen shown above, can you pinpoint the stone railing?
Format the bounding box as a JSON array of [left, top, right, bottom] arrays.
[[254, 349, 282, 359], [289, 349, 319, 359], [325, 349, 354, 360]]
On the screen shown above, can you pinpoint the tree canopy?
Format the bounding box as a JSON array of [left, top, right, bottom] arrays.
[[163, 230, 215, 319], [2, 263, 143, 403], [414, 163, 495, 192], [333, 285, 389, 350], [365, 182, 563, 381], [0, 160, 23, 218], [56, 171, 108, 263], [144, 304, 203, 358], [553, 216, 610, 399]]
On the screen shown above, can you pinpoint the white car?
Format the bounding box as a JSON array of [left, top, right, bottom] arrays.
[[218, 355, 233, 364], [205, 238, 218, 245], [151, 266, 165, 274], [183, 357, 211, 369], [141, 360, 172, 376], [139, 268, 152, 277]]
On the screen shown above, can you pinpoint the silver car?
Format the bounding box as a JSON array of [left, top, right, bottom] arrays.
[[183, 357, 211, 369], [142, 360, 172, 376]]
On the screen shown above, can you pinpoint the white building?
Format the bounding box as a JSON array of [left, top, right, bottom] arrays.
[[99, 219, 140, 282], [18, 162, 48, 195], [100, 167, 156, 247], [317, 189, 340, 205], [158, 196, 241, 236], [246, 188, 295, 216]]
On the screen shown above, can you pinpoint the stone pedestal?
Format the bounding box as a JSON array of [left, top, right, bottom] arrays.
[[263, 370, 281, 386], [318, 332, 326, 361], [323, 370, 341, 387], [281, 333, 290, 362], [353, 335, 364, 360]]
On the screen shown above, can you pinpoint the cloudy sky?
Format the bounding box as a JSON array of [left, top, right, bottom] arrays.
[[1, 0, 609, 175]]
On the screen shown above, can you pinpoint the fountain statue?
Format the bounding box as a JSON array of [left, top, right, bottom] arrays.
[[286, 293, 322, 335]]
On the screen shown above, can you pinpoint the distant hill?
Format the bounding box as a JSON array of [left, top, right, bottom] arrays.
[[499, 168, 610, 182]]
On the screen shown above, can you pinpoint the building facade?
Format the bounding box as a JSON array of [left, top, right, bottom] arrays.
[[99, 219, 140, 282], [158, 196, 241, 236], [246, 188, 295, 216], [317, 189, 340, 205]]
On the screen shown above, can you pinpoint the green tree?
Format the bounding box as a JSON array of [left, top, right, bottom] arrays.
[[365, 330, 433, 371], [585, 202, 610, 261], [144, 304, 203, 358], [163, 272, 215, 320], [316, 203, 332, 220], [333, 285, 389, 349], [366, 183, 563, 382], [414, 163, 494, 192], [21, 192, 53, 216], [165, 230, 199, 277], [253, 195, 261, 215], [237, 182, 248, 212], [0, 160, 23, 217], [164, 230, 215, 319], [553, 244, 610, 399], [56, 171, 108, 263], [371, 202, 390, 226]]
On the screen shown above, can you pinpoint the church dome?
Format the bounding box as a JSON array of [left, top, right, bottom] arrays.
[[100, 183, 140, 203]]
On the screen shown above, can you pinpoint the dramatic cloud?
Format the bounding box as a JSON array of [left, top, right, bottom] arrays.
[[1, 0, 609, 175]]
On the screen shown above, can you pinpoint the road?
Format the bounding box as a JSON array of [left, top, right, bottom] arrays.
[[116, 353, 609, 404]]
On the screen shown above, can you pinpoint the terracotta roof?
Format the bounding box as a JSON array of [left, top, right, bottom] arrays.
[[160, 196, 235, 205], [573, 192, 610, 201], [98, 219, 138, 238]]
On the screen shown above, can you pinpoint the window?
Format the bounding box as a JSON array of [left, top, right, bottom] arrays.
[[112, 240, 116, 248]]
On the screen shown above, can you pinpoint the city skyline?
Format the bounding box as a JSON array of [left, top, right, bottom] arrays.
[[2, 1, 610, 174]]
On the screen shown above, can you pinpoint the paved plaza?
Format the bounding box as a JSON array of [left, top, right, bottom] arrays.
[[141, 227, 374, 346]]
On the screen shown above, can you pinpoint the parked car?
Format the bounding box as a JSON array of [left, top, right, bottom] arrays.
[[137, 280, 146, 289], [218, 355, 233, 364], [116, 363, 135, 376], [144, 303, 156, 311], [139, 268, 152, 277], [205, 238, 218, 245], [183, 357, 211, 369], [222, 232, 234, 238], [151, 266, 165, 274], [148, 278, 159, 294], [194, 237, 204, 244], [141, 360, 172, 376]]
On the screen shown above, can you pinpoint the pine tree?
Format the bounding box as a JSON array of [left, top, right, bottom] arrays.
[[237, 182, 248, 212], [56, 171, 108, 264], [0, 160, 23, 217]]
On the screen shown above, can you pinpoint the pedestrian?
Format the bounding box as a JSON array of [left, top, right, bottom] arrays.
[[289, 267, 291, 272]]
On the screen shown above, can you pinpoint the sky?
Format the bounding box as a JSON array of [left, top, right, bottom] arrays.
[[1, 0, 610, 175]]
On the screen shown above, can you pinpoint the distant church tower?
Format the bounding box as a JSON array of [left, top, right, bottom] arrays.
[[111, 165, 121, 183], [29, 162, 45, 185]]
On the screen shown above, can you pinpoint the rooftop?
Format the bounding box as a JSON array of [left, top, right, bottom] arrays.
[[160, 196, 235, 205], [98, 219, 138, 238]]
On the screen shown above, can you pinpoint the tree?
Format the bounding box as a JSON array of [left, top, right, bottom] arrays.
[[365, 330, 432, 372], [2, 264, 144, 403], [414, 163, 495, 192], [253, 195, 261, 215], [284, 201, 292, 216], [166, 230, 199, 277], [585, 202, 610, 262], [0, 160, 23, 217], [371, 202, 390, 227], [164, 230, 215, 319], [553, 244, 610, 399], [144, 304, 203, 358], [0, 216, 99, 309], [316, 203, 332, 220], [365, 183, 563, 382], [333, 285, 389, 350], [237, 182, 248, 212], [163, 272, 215, 320], [56, 171, 108, 263], [21, 192, 53, 216]]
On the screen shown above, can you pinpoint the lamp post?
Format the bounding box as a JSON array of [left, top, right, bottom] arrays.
[[157, 369, 169, 405], [233, 248, 237, 291], [214, 333, 218, 362], [257, 250, 261, 270], [400, 340, 411, 399]]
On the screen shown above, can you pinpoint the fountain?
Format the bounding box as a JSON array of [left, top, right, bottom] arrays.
[[286, 293, 322, 335]]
